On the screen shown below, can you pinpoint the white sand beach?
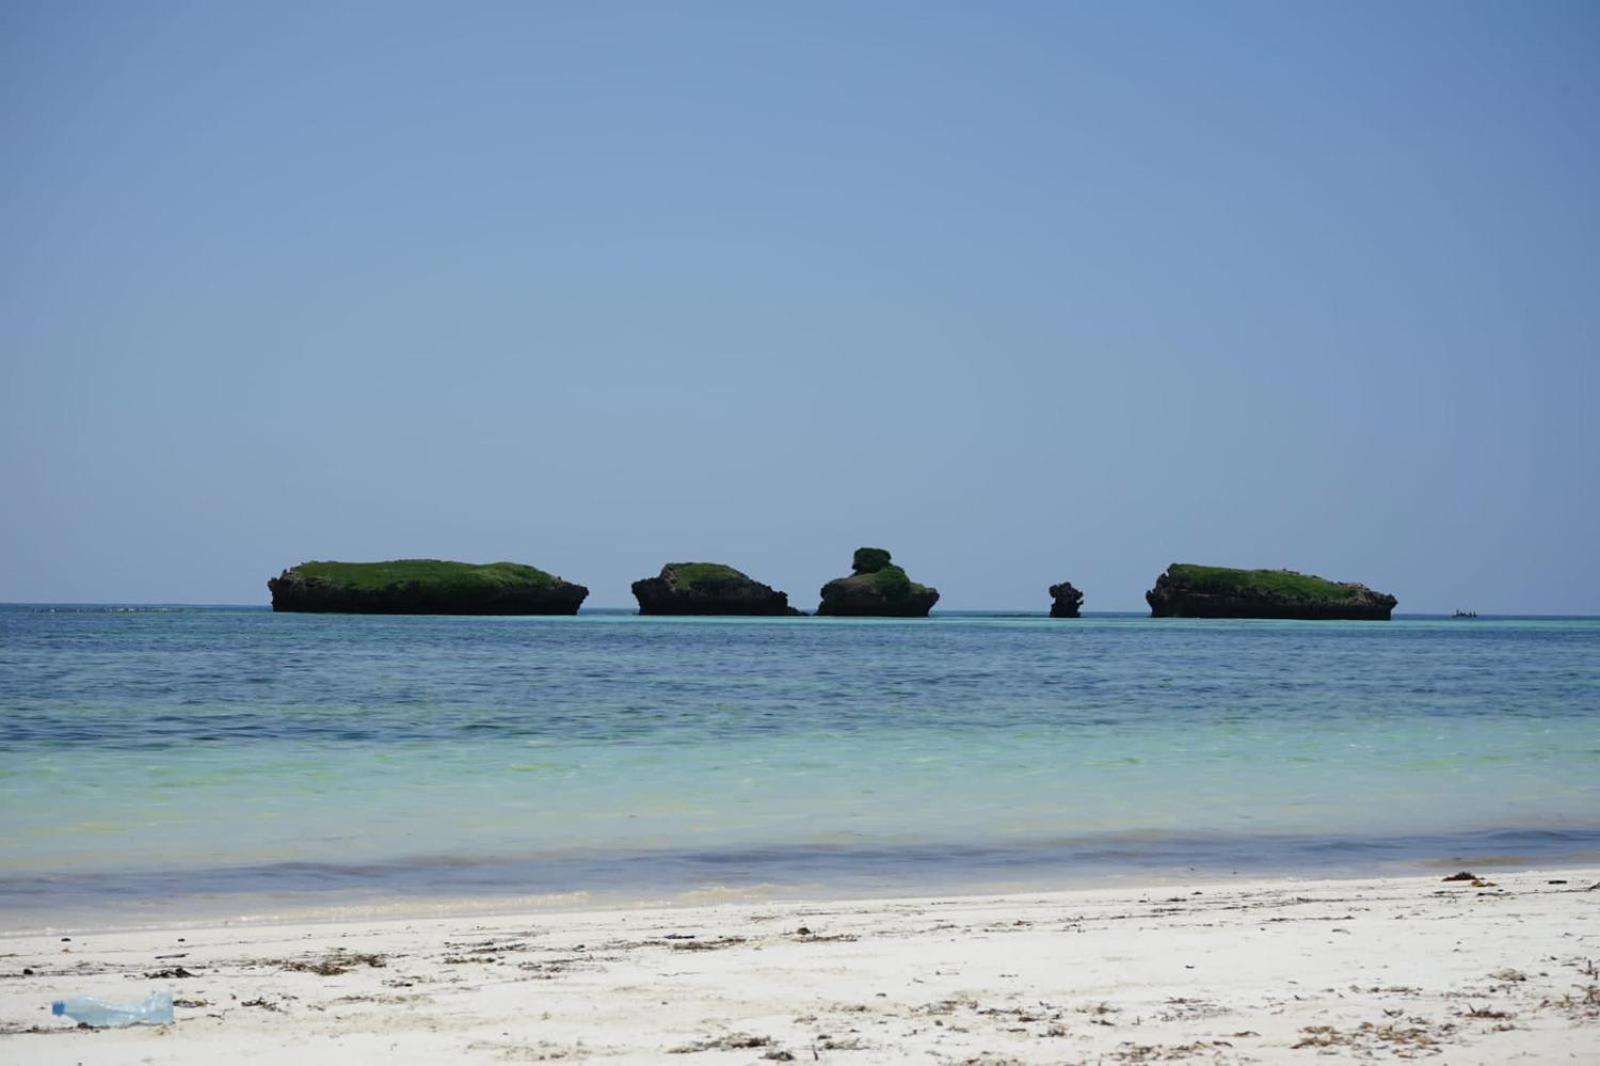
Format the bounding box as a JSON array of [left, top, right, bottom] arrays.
[[2, 868, 1596, 1064]]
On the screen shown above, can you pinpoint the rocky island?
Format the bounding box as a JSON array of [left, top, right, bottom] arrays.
[[1145, 564, 1397, 620], [816, 547, 939, 618], [631, 563, 801, 616], [1049, 581, 1084, 618], [268, 559, 588, 615]]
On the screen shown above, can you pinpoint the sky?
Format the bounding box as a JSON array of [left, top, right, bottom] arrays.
[[2, 1, 1597, 613]]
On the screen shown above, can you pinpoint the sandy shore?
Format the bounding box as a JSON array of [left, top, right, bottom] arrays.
[[2, 868, 1596, 1063]]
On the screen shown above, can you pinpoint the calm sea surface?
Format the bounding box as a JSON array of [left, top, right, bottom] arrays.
[[2, 606, 1597, 925]]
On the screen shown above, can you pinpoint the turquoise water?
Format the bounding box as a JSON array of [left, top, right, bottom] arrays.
[[1, 606, 1597, 922]]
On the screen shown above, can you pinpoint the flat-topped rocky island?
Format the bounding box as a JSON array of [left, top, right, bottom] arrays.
[[268, 560, 589, 615], [1146, 563, 1397, 620], [631, 563, 801, 616]]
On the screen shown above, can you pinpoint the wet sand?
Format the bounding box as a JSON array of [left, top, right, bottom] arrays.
[[2, 868, 1596, 1064]]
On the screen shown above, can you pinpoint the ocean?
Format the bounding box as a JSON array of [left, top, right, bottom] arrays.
[[2, 606, 1597, 926]]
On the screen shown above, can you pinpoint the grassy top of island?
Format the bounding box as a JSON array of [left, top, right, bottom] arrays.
[[659, 563, 752, 590], [290, 559, 561, 592], [1165, 563, 1366, 601], [833, 564, 917, 596]]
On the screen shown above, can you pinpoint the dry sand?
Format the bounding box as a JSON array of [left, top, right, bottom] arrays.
[[2, 868, 1596, 1064]]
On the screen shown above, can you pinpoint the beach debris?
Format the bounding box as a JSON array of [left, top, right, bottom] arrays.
[[518, 957, 596, 978], [817, 1036, 866, 1051], [281, 950, 386, 976], [1461, 1004, 1515, 1019], [240, 997, 282, 1012], [443, 938, 526, 954], [144, 966, 199, 979], [1108, 1042, 1233, 1063], [1156, 997, 1226, 1022], [1543, 984, 1600, 1019], [51, 990, 173, 1028], [1291, 1026, 1345, 1049], [915, 996, 979, 1016], [1442, 871, 1477, 882], [667, 1032, 773, 1053], [669, 936, 746, 952], [791, 928, 857, 943], [1548, 879, 1568, 885], [1292, 1019, 1453, 1053]]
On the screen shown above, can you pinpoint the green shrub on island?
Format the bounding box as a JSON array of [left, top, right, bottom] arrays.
[[269, 559, 588, 615], [870, 564, 912, 597], [852, 547, 893, 575], [1146, 563, 1396, 620]]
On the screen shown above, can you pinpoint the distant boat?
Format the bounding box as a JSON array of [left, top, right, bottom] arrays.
[[1452, 609, 1479, 619]]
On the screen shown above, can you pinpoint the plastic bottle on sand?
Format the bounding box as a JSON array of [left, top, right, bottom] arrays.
[[51, 989, 174, 1027]]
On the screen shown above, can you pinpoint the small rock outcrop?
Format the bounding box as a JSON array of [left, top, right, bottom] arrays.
[[1145, 564, 1396, 620], [1049, 582, 1084, 618], [816, 547, 939, 618], [631, 563, 801, 616], [268, 559, 588, 615]]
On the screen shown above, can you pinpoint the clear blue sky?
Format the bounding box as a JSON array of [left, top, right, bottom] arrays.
[[2, 2, 1596, 612]]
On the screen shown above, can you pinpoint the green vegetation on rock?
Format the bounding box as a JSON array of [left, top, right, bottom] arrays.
[[292, 559, 557, 593], [829, 565, 917, 599], [869, 564, 913, 597], [1165, 564, 1362, 602], [660, 562, 750, 591], [852, 547, 892, 574]]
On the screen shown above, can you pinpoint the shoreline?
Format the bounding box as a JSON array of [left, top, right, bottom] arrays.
[[3, 867, 1596, 1063], [7, 827, 1600, 937]]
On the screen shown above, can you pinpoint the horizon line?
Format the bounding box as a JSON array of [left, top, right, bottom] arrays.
[[2, 601, 1595, 620]]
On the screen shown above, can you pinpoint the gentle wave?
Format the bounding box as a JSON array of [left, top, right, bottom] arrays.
[[4, 826, 1599, 928]]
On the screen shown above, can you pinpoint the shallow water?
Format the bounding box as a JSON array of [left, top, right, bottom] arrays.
[[1, 606, 1597, 924]]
